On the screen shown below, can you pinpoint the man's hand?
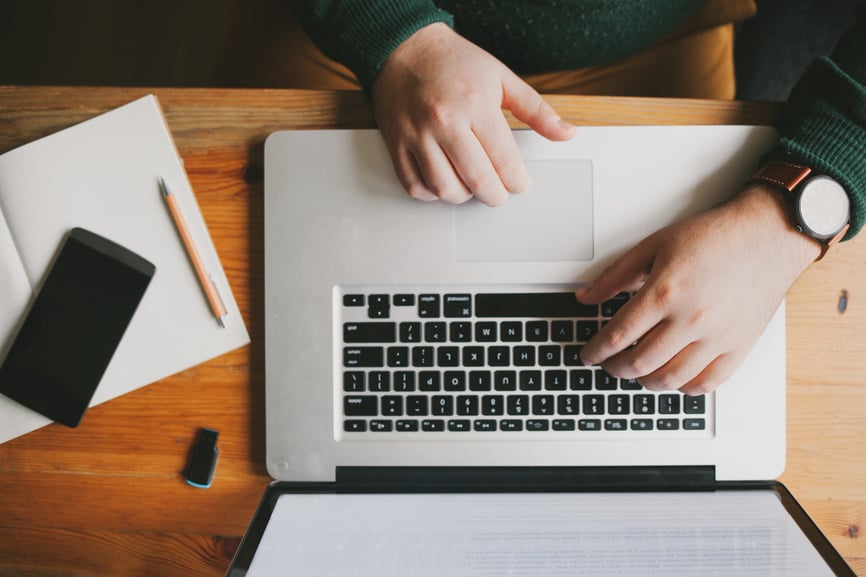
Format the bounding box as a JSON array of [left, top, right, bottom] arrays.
[[577, 184, 820, 395], [371, 23, 576, 206]]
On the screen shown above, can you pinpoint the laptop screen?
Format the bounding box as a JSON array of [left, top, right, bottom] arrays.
[[237, 488, 844, 576]]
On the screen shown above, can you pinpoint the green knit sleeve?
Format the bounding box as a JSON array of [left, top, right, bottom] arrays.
[[290, 0, 454, 92], [765, 7, 866, 240]]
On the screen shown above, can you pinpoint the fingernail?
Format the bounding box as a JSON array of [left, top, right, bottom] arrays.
[[558, 117, 577, 131]]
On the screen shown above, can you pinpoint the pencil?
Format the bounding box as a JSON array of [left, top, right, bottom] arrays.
[[159, 177, 228, 328]]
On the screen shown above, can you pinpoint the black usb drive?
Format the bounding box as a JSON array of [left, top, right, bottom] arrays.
[[186, 428, 219, 488]]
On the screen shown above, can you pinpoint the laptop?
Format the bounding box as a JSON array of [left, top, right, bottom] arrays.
[[233, 126, 854, 575]]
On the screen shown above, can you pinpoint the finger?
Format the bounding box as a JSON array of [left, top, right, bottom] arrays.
[[580, 288, 666, 367], [439, 126, 511, 206], [412, 138, 473, 204], [501, 73, 576, 141], [631, 339, 718, 392], [470, 113, 531, 196], [599, 318, 693, 381], [391, 146, 439, 202], [678, 352, 745, 396], [576, 236, 657, 304]]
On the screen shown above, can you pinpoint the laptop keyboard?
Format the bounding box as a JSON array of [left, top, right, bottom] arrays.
[[337, 287, 712, 439]]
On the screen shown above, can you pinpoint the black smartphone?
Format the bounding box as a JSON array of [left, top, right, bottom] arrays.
[[0, 227, 155, 427]]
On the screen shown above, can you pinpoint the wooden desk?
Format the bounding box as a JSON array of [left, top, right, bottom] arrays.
[[0, 86, 863, 576]]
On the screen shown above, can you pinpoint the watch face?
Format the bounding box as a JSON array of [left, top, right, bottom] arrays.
[[797, 176, 850, 239]]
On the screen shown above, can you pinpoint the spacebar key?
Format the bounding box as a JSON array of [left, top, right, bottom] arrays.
[[476, 293, 598, 317]]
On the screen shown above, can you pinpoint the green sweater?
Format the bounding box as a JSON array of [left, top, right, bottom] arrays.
[[293, 1, 866, 239]]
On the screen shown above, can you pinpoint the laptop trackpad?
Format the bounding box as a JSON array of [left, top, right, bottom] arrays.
[[454, 159, 593, 262]]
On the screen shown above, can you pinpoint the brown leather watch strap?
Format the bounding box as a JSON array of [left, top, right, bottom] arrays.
[[749, 161, 812, 191]]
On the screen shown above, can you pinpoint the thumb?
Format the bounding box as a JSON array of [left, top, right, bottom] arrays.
[[501, 73, 576, 142], [576, 239, 658, 304]]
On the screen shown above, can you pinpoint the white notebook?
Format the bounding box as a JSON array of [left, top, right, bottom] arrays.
[[0, 95, 250, 442]]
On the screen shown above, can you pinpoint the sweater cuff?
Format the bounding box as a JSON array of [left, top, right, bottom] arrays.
[[320, 1, 454, 92], [764, 56, 866, 241]]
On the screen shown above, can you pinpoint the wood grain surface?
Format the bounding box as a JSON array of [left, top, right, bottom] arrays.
[[0, 86, 862, 576]]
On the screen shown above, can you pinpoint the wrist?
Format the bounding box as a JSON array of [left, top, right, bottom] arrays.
[[732, 183, 822, 271]]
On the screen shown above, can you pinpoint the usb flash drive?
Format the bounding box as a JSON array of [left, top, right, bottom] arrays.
[[186, 427, 219, 488]]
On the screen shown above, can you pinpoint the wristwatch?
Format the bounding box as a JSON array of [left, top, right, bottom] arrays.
[[749, 161, 850, 261]]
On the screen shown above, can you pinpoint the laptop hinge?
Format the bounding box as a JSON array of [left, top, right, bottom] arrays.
[[335, 466, 716, 492]]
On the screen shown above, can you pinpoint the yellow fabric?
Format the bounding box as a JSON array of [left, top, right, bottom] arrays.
[[217, 0, 756, 100]]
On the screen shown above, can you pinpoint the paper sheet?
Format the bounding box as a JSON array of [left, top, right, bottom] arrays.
[[246, 491, 836, 577], [0, 95, 250, 442]]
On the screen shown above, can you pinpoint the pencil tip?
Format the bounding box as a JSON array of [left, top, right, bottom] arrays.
[[158, 176, 169, 196]]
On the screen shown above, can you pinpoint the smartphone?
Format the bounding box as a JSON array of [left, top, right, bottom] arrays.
[[0, 227, 155, 427]]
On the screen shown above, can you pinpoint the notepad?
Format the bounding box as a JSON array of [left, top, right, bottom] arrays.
[[0, 95, 250, 442]]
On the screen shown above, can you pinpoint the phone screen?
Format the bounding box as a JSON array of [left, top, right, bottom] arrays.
[[0, 227, 155, 427]]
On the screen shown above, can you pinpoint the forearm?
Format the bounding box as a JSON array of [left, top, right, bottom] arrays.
[[765, 5, 866, 239], [289, 0, 453, 91]]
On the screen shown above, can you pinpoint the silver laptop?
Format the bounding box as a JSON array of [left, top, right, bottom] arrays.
[[263, 126, 785, 484]]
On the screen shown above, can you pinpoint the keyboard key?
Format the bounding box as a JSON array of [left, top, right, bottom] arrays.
[[448, 419, 471, 432], [406, 395, 428, 416], [344, 396, 377, 416], [557, 395, 579, 415], [659, 394, 681, 415], [576, 320, 599, 342], [532, 395, 555, 415], [519, 370, 542, 391], [343, 395, 379, 417], [343, 347, 384, 367], [526, 321, 548, 342], [583, 395, 604, 415], [538, 346, 561, 366], [344, 322, 396, 343], [475, 322, 497, 342], [344, 420, 366, 432], [369, 420, 393, 432], [438, 347, 460, 367], [501, 321, 523, 342], [400, 322, 421, 343], [476, 292, 597, 318], [444, 371, 466, 391], [418, 294, 441, 317], [507, 395, 530, 415], [387, 346, 409, 367], [488, 346, 510, 366], [570, 369, 592, 390], [343, 371, 365, 392], [553, 419, 576, 431], [469, 370, 492, 391], [595, 369, 617, 390], [684, 395, 706, 414], [601, 292, 630, 317], [526, 419, 550, 431], [494, 370, 517, 391], [463, 347, 485, 367], [381, 396, 403, 416], [474, 419, 497, 431], [513, 346, 535, 366], [609, 395, 630, 415], [396, 419, 419, 432], [431, 395, 454, 416], [604, 419, 628, 431], [456, 395, 479, 416], [630, 418, 654, 431], [551, 321, 574, 342], [368, 371, 389, 392], [343, 294, 365, 307], [657, 418, 680, 430], [394, 294, 415, 306], [633, 395, 655, 415], [419, 371, 441, 391], [579, 419, 602, 431], [481, 395, 504, 415], [425, 322, 446, 343], [684, 418, 706, 430], [422, 419, 445, 432], [450, 321, 472, 342], [500, 419, 523, 431], [412, 346, 434, 367], [444, 294, 472, 318], [564, 346, 585, 366], [544, 370, 568, 390], [394, 372, 416, 392]]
